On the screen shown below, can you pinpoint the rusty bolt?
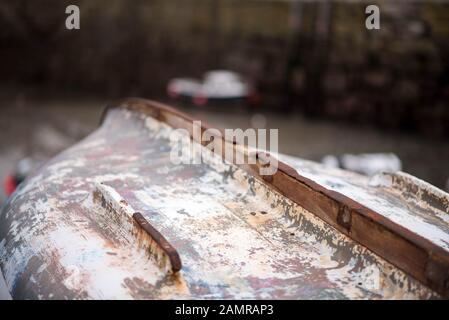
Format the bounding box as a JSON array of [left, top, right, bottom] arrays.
[[337, 206, 352, 232]]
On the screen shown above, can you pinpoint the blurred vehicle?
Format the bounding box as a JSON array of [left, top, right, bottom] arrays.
[[321, 153, 402, 177], [167, 70, 259, 107]]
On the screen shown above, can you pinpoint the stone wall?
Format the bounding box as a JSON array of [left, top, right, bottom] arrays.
[[1, 0, 448, 136]]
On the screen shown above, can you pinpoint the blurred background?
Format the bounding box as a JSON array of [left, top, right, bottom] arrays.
[[0, 0, 448, 202]]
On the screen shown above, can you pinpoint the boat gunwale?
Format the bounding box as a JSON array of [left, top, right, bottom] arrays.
[[101, 97, 449, 297]]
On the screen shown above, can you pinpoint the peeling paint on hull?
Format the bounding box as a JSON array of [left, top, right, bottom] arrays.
[[0, 99, 448, 299]]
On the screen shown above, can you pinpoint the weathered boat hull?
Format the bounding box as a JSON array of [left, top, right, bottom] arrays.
[[0, 98, 448, 299]]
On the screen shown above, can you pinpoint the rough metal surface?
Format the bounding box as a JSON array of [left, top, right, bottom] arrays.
[[0, 99, 448, 299]]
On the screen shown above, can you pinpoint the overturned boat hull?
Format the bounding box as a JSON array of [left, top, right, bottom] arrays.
[[0, 99, 448, 299]]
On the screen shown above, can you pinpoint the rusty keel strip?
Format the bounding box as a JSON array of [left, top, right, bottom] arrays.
[[94, 181, 182, 274], [133, 212, 182, 273]]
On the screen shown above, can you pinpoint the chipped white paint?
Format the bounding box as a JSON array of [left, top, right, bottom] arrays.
[[279, 154, 449, 251], [0, 105, 444, 299]]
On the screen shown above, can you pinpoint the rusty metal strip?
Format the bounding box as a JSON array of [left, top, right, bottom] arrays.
[[103, 97, 449, 297], [133, 212, 182, 273], [252, 152, 449, 297], [95, 181, 182, 274]]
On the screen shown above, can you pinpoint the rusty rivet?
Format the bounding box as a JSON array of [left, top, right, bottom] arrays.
[[337, 206, 351, 232]]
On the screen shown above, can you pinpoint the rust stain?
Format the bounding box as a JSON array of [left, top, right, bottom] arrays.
[[133, 212, 182, 273]]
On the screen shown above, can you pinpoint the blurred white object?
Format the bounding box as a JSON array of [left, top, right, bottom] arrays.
[[167, 70, 251, 104], [16, 158, 35, 179], [200, 71, 248, 98], [321, 155, 340, 169], [167, 78, 201, 98], [321, 153, 402, 176]]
